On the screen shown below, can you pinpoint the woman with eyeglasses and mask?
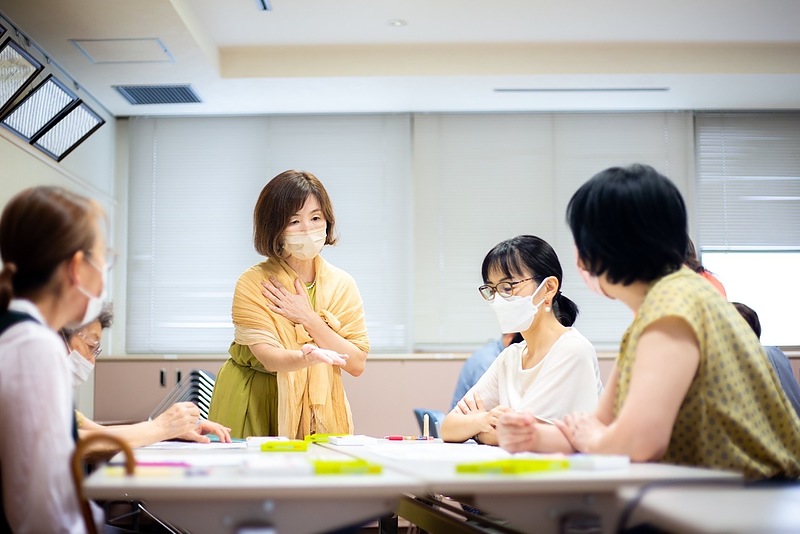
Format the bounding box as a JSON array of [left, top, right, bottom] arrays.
[[441, 235, 602, 445], [209, 170, 369, 439], [497, 165, 800, 480], [0, 186, 111, 532], [59, 303, 231, 460]]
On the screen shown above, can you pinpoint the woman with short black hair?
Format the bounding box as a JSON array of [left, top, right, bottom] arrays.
[[497, 164, 800, 480]]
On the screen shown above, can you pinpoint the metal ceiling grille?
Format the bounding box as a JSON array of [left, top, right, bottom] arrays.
[[114, 84, 201, 105]]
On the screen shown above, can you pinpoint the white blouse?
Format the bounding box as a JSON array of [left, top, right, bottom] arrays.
[[0, 299, 89, 533], [464, 328, 603, 420]]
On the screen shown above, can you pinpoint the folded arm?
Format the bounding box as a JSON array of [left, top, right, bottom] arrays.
[[441, 393, 509, 443], [557, 317, 699, 461], [261, 277, 367, 376]]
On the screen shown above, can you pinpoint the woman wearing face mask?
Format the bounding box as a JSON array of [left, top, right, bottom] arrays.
[[497, 165, 800, 480], [441, 235, 602, 445], [0, 186, 110, 532], [60, 303, 231, 458], [208, 170, 369, 439]]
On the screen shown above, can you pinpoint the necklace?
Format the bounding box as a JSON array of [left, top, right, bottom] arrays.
[[306, 279, 316, 290]]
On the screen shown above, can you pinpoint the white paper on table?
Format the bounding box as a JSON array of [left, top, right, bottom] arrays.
[[370, 442, 511, 462], [139, 440, 247, 450]]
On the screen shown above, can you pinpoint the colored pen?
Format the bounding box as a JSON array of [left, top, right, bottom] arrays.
[[383, 435, 433, 441], [135, 461, 191, 468]]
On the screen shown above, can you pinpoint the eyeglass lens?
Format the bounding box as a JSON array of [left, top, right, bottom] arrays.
[[479, 282, 514, 300]]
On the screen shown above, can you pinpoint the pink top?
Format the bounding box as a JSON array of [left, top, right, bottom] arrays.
[[700, 270, 727, 298]]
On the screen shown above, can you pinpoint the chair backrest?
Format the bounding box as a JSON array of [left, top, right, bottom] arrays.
[[71, 433, 135, 534], [148, 369, 216, 421], [413, 408, 446, 438]]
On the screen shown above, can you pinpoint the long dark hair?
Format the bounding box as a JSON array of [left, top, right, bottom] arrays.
[[481, 235, 579, 327]]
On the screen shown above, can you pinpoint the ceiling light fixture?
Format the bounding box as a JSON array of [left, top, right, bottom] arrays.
[[0, 39, 43, 113], [0, 74, 105, 161], [1, 75, 78, 141], [33, 102, 105, 161], [387, 19, 408, 27]]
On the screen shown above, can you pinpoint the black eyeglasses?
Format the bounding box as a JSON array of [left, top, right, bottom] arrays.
[[478, 277, 533, 301], [75, 330, 102, 359]]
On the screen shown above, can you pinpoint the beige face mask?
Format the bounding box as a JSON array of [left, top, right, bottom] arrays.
[[282, 227, 327, 261]]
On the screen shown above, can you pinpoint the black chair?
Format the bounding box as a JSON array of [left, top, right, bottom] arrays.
[[148, 369, 216, 421]]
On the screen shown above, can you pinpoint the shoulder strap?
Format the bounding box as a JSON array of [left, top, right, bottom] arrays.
[[0, 310, 37, 336]]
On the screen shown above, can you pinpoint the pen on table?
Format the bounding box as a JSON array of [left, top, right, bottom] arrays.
[[423, 413, 430, 438], [383, 435, 432, 441]]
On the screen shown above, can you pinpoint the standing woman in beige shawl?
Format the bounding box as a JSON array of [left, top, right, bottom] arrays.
[[208, 170, 370, 439]]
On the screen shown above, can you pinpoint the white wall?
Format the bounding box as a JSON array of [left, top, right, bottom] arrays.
[[0, 118, 117, 418]]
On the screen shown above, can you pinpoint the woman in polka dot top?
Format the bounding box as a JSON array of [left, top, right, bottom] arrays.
[[497, 163, 800, 480]]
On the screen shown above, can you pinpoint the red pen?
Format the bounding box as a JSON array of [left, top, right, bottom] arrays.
[[382, 435, 432, 441]]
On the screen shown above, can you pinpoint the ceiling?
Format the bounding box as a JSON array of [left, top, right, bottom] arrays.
[[2, 0, 800, 117]]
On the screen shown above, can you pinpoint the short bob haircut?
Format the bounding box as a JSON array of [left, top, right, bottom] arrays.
[[253, 170, 338, 258], [566, 164, 687, 285]]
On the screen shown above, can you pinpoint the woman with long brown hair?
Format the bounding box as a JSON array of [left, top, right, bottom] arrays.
[[0, 186, 112, 532]]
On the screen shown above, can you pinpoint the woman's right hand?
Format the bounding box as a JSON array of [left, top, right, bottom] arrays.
[[497, 411, 540, 453], [301, 344, 348, 366], [152, 402, 201, 440]]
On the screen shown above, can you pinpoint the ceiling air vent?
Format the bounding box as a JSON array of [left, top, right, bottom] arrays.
[[114, 84, 201, 105]]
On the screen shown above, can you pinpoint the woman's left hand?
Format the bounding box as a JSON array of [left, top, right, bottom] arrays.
[[554, 412, 606, 453], [262, 277, 315, 325]]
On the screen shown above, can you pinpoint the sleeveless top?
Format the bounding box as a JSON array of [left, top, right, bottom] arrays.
[[616, 268, 800, 479]]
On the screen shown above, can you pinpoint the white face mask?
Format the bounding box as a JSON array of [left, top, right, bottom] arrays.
[[68, 349, 94, 387], [489, 278, 548, 334], [282, 227, 327, 261], [76, 258, 107, 326]]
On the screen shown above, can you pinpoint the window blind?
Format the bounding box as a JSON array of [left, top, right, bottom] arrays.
[[126, 112, 692, 354], [126, 115, 412, 353], [695, 113, 800, 346], [696, 113, 800, 249], [414, 112, 693, 350]]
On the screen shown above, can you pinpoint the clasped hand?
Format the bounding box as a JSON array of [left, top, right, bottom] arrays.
[[456, 393, 510, 434], [496, 411, 541, 452], [496, 410, 606, 454]]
